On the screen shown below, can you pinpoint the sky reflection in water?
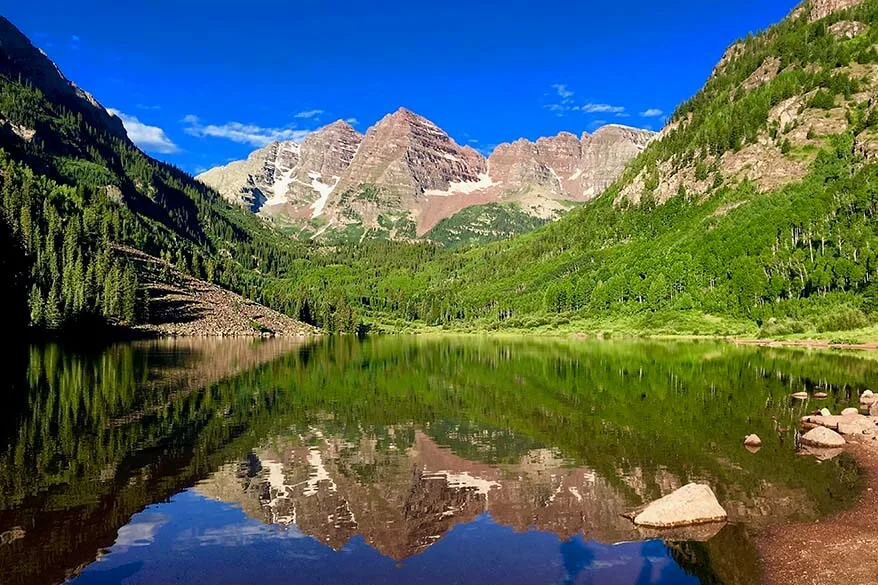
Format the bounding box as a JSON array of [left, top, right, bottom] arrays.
[[73, 490, 697, 585]]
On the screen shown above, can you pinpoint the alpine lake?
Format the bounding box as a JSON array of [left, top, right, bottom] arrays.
[[0, 336, 871, 585]]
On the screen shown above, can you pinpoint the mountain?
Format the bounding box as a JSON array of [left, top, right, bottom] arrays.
[[0, 16, 326, 334], [0, 17, 127, 142], [197, 120, 363, 215], [198, 108, 653, 245], [321, 0, 878, 338]]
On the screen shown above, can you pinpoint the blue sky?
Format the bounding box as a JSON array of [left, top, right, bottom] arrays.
[[6, 0, 796, 173]]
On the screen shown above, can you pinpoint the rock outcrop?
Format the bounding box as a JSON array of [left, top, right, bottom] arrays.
[[828, 20, 868, 38], [808, 0, 866, 22], [632, 483, 728, 528]]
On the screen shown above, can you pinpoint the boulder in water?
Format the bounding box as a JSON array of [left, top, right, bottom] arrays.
[[744, 434, 762, 448], [814, 392, 829, 399], [841, 407, 860, 417], [792, 392, 809, 400], [633, 483, 728, 528], [801, 426, 846, 448]]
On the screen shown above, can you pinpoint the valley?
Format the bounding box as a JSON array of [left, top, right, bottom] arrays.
[[5, 0, 878, 343], [5, 2, 878, 583]]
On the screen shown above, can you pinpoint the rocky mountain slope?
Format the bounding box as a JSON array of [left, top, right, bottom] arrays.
[[615, 0, 876, 207], [198, 108, 653, 245], [119, 246, 316, 337]]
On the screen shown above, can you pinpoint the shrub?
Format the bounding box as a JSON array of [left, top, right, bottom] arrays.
[[815, 308, 869, 333]]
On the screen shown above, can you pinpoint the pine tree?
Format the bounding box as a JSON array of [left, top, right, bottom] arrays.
[[120, 263, 138, 324], [28, 284, 43, 327], [44, 281, 61, 329]]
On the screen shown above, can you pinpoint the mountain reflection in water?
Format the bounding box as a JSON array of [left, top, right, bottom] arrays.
[[0, 336, 870, 585]]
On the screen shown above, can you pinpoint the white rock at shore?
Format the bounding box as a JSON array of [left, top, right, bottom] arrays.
[[820, 408, 832, 417], [633, 483, 728, 528], [801, 426, 846, 448], [842, 407, 860, 417], [838, 415, 877, 436]]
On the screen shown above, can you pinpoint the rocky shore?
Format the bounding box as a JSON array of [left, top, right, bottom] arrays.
[[758, 391, 878, 585]]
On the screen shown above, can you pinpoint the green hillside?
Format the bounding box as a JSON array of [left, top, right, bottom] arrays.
[[343, 0, 878, 338], [0, 15, 375, 333], [6, 1, 878, 339]]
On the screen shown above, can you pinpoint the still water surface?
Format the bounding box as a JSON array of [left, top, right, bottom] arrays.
[[0, 336, 871, 585]]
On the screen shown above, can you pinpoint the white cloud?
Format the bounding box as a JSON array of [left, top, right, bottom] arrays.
[[108, 108, 179, 154], [345, 117, 359, 126], [136, 104, 161, 111], [551, 83, 575, 100], [640, 108, 664, 117], [112, 513, 167, 552], [545, 84, 578, 116], [294, 109, 323, 119], [581, 103, 626, 114], [182, 115, 311, 147]]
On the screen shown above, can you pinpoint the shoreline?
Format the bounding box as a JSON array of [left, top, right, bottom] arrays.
[[731, 338, 878, 351], [757, 436, 878, 585]]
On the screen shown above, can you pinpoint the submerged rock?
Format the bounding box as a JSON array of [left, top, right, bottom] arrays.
[[744, 434, 762, 448], [802, 446, 844, 461], [636, 521, 726, 542], [633, 483, 727, 528], [801, 426, 846, 448], [814, 392, 829, 399]]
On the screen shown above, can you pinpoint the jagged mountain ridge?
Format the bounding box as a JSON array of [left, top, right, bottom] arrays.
[[198, 108, 654, 243], [0, 17, 128, 142]]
